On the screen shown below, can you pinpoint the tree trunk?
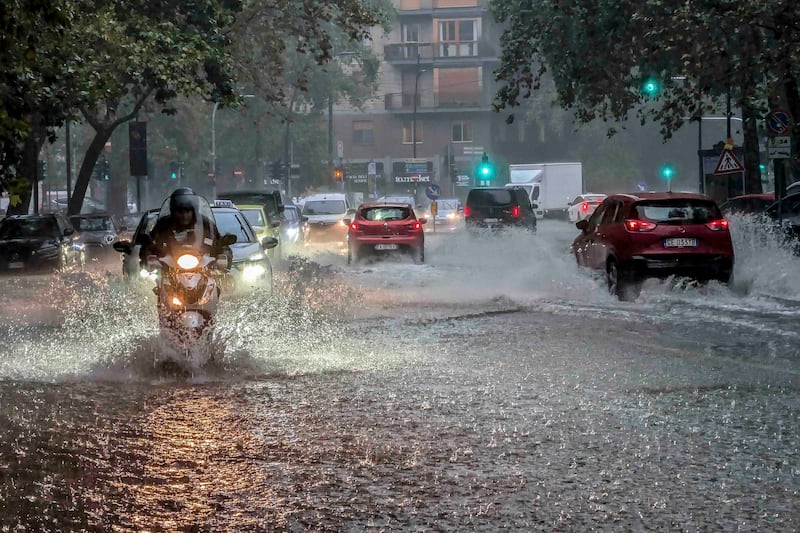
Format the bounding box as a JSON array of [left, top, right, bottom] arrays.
[[741, 103, 762, 194], [6, 121, 46, 216], [69, 127, 114, 215]]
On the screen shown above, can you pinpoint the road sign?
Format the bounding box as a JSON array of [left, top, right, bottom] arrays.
[[337, 140, 344, 159], [768, 136, 791, 159], [766, 109, 793, 136], [425, 183, 441, 200], [462, 145, 484, 155], [367, 161, 376, 175], [713, 149, 745, 175]]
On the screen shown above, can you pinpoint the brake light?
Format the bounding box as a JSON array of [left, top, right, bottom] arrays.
[[511, 205, 520, 218], [581, 201, 589, 212], [464, 206, 471, 217], [412, 221, 422, 231], [624, 219, 657, 232], [349, 221, 359, 231], [705, 219, 729, 231]]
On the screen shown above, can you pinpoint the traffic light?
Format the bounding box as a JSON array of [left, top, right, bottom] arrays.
[[101, 159, 111, 181], [169, 161, 184, 180], [333, 166, 343, 182], [659, 162, 675, 180], [641, 77, 661, 97], [476, 153, 495, 181], [37, 160, 47, 181]]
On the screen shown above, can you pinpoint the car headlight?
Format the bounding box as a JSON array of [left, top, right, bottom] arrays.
[[286, 227, 298, 238], [242, 263, 266, 282], [248, 251, 265, 262], [139, 268, 158, 281]]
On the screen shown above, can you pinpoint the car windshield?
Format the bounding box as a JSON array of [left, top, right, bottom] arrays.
[[361, 206, 411, 221], [469, 189, 513, 206], [0, 218, 60, 239], [436, 199, 459, 212], [634, 200, 721, 224], [241, 208, 265, 227], [214, 211, 254, 243], [303, 200, 346, 215], [283, 207, 299, 222], [71, 216, 115, 232]]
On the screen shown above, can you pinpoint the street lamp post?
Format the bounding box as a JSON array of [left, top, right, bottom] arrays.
[[411, 47, 427, 159], [328, 51, 360, 175], [210, 95, 254, 199], [694, 115, 744, 194]]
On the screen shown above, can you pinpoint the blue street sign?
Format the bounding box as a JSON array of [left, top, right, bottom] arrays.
[[425, 183, 441, 200], [766, 109, 793, 135]]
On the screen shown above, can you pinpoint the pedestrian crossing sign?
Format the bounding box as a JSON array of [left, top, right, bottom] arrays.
[[713, 149, 744, 175]]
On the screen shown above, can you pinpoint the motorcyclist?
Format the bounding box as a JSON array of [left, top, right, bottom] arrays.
[[141, 188, 229, 267]]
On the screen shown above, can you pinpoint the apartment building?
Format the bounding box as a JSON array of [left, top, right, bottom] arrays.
[[331, 0, 502, 204]]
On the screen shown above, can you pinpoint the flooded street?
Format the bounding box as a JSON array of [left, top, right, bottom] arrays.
[[0, 220, 799, 530]]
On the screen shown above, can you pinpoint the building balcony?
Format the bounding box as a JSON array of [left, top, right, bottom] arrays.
[[384, 41, 498, 64], [384, 91, 489, 111], [396, 0, 485, 14]]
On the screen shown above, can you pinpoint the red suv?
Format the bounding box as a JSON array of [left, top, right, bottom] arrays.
[[572, 192, 734, 299]]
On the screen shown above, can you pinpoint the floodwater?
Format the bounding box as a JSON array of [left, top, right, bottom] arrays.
[[0, 218, 798, 530]]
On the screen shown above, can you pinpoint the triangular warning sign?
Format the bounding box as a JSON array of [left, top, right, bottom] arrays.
[[713, 149, 744, 175]]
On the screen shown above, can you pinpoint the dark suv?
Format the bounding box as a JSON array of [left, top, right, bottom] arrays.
[[572, 192, 734, 300], [464, 186, 537, 232], [0, 213, 85, 272]]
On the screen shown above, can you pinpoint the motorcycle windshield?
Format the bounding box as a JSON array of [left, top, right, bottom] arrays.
[[156, 193, 218, 255]]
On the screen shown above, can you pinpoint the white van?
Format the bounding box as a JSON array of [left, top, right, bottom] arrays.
[[301, 192, 353, 243]]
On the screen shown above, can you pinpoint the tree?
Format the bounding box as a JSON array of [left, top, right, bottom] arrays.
[[489, 0, 800, 193]]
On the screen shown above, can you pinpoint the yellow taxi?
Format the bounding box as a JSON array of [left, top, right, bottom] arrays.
[[236, 204, 281, 259]]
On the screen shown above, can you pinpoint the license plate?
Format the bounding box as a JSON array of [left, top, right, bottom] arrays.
[[374, 244, 398, 251], [664, 238, 698, 248], [484, 218, 499, 223], [8, 262, 24, 269]]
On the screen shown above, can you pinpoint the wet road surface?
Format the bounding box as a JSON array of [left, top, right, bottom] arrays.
[[0, 219, 798, 530]]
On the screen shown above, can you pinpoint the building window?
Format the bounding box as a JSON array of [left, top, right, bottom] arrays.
[[403, 120, 423, 145], [437, 19, 477, 57], [452, 121, 472, 142], [402, 23, 421, 43], [353, 120, 374, 145]]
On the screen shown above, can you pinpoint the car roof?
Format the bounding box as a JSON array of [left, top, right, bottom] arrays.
[[235, 204, 265, 211], [359, 202, 414, 209], [610, 191, 716, 203], [210, 206, 242, 214]]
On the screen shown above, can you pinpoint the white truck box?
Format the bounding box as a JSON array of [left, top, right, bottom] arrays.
[[506, 162, 583, 218]]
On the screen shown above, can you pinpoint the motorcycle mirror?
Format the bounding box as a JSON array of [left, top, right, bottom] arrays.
[[270, 220, 281, 229], [113, 240, 132, 254], [220, 233, 237, 246], [261, 236, 279, 250]]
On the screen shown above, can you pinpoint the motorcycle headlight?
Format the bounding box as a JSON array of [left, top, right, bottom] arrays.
[[177, 254, 200, 270]]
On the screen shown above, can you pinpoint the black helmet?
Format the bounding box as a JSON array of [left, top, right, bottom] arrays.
[[169, 187, 198, 214]]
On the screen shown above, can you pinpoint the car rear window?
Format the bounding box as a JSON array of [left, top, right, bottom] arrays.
[[0, 218, 59, 239], [360, 207, 411, 221], [241, 208, 265, 227], [303, 200, 346, 215], [468, 189, 513, 206], [71, 216, 115, 232], [634, 200, 721, 224]]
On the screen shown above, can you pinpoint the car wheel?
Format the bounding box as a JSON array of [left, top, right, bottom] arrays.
[[607, 259, 640, 301], [413, 246, 425, 264], [347, 244, 357, 265]]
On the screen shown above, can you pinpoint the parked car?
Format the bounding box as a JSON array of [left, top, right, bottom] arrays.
[[0, 213, 85, 272], [302, 193, 354, 244], [279, 204, 307, 256], [720, 193, 775, 216], [112, 209, 160, 278], [346, 202, 427, 264], [464, 186, 537, 232], [761, 192, 800, 252], [211, 202, 278, 296], [69, 213, 122, 260], [572, 192, 734, 300], [568, 193, 607, 222]]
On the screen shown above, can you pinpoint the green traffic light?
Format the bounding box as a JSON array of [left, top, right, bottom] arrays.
[[170, 172, 177, 179], [660, 164, 675, 180], [642, 77, 660, 96]]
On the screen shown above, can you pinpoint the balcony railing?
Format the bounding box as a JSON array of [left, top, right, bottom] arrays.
[[385, 41, 494, 62], [384, 91, 486, 111], [397, 0, 484, 11]]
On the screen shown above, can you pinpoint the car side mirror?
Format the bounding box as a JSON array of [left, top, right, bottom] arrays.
[[113, 240, 132, 254], [531, 203, 539, 210], [347, 208, 356, 216], [64, 228, 74, 237], [419, 217, 428, 224], [221, 233, 237, 246], [270, 220, 281, 229], [301, 216, 309, 223], [576, 220, 589, 232], [261, 236, 279, 250]]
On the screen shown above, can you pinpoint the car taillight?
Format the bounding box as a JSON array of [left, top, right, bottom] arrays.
[[705, 219, 729, 231], [349, 221, 359, 231], [464, 206, 471, 217], [511, 205, 520, 218], [581, 201, 589, 212], [624, 219, 657, 232]]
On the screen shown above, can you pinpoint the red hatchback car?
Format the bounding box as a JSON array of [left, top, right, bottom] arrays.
[[572, 192, 734, 299], [347, 203, 427, 264]]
